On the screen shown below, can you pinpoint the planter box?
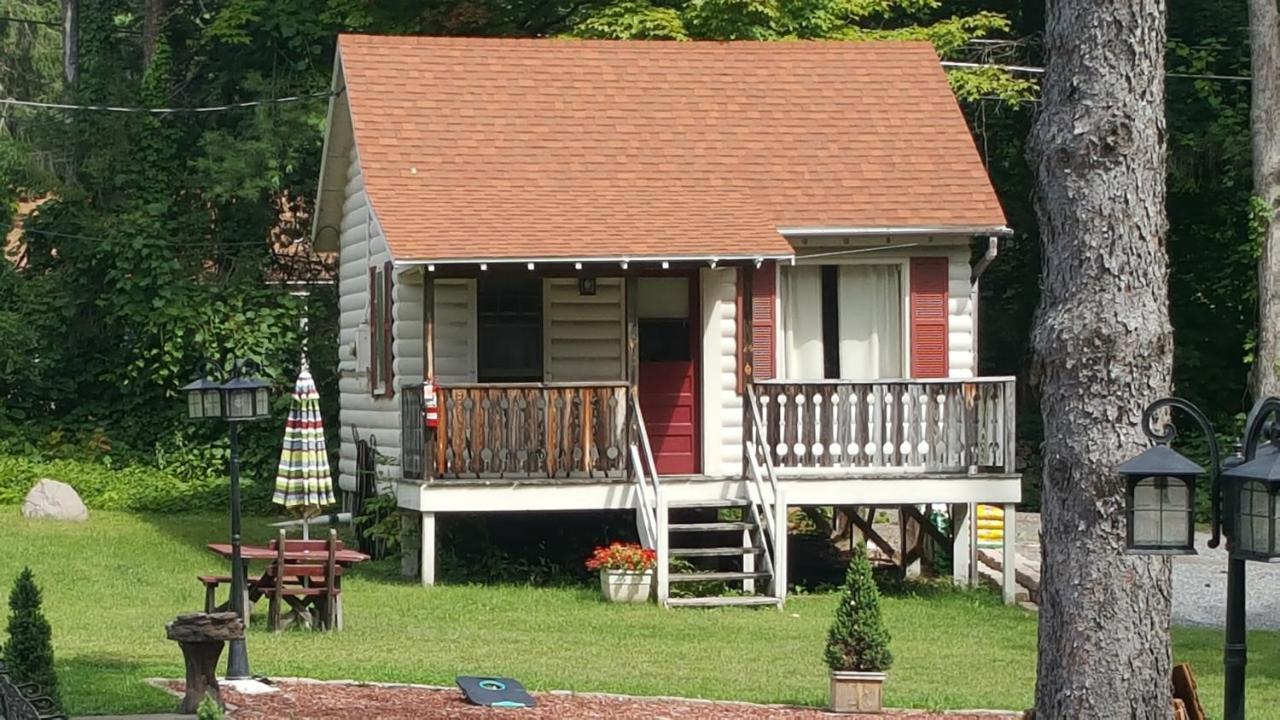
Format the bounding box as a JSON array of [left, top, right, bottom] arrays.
[[829, 670, 886, 713], [598, 569, 653, 603]]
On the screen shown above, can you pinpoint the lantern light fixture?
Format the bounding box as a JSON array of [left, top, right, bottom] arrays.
[[1117, 444, 1202, 555], [1221, 443, 1280, 562]]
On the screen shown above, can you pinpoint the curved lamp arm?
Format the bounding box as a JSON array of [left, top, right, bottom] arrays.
[[1239, 396, 1280, 462], [1141, 398, 1222, 547]]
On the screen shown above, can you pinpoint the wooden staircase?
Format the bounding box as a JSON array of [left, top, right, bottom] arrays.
[[630, 391, 788, 609], [664, 498, 782, 608]]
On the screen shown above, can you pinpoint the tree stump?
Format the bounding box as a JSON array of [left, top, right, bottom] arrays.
[[165, 612, 243, 713]]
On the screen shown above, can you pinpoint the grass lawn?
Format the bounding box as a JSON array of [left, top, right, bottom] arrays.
[[2, 511, 1278, 717]]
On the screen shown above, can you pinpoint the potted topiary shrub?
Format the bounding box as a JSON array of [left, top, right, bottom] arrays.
[[824, 543, 892, 713], [585, 542, 656, 603]]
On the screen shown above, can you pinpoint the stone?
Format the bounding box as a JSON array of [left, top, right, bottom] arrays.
[[21, 479, 88, 522]]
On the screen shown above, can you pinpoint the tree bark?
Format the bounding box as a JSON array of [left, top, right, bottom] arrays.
[[1028, 0, 1174, 717], [61, 0, 78, 87], [142, 0, 166, 68], [1251, 0, 1280, 399]]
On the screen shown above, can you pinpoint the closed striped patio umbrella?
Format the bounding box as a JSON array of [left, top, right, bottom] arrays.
[[273, 362, 335, 538]]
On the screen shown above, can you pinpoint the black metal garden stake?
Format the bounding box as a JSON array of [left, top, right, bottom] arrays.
[[181, 363, 272, 681], [1118, 396, 1280, 720]]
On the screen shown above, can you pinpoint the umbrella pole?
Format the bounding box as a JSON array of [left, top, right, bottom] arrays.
[[302, 516, 310, 541]]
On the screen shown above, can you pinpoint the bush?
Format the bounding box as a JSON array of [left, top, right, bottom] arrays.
[[2, 568, 59, 709], [0, 455, 274, 514], [824, 544, 892, 673], [196, 694, 224, 720]]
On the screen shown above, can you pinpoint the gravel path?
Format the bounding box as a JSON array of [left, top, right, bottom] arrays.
[[209, 682, 1022, 719], [1173, 531, 1280, 630], [1016, 514, 1280, 630]]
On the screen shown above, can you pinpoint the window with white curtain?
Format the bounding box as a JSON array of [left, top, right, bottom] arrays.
[[781, 263, 904, 380]]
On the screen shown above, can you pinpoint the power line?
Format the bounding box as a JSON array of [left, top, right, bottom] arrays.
[[942, 60, 1251, 83], [0, 90, 337, 114]]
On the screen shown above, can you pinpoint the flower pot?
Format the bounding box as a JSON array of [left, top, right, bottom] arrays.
[[829, 670, 886, 713], [598, 569, 653, 603]]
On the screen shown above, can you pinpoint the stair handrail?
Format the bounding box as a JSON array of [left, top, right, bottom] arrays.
[[744, 384, 783, 598], [744, 385, 781, 512], [628, 392, 662, 548]]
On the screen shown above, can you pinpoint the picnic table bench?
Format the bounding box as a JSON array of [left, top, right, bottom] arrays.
[[200, 531, 369, 631]]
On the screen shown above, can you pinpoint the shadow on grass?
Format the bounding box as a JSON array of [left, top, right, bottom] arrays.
[[61, 653, 178, 716]]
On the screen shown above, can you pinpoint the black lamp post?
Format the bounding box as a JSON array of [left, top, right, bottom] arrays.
[[1118, 396, 1280, 720], [180, 366, 272, 682]]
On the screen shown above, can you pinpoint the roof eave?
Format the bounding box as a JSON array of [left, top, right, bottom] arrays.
[[778, 224, 1014, 238]]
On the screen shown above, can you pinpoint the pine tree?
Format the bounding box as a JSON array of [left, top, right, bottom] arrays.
[[2, 568, 59, 707], [824, 544, 892, 673]]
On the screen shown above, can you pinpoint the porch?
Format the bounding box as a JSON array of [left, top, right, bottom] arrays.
[[399, 376, 1017, 482], [396, 376, 1021, 607]]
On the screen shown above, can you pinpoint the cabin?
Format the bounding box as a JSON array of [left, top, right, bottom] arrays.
[[312, 35, 1020, 607]]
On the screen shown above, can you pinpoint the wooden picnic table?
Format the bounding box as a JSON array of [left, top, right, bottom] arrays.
[[204, 543, 370, 630], [206, 543, 371, 565]]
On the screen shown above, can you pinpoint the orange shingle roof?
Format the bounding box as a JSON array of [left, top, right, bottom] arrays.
[[337, 35, 1007, 263]]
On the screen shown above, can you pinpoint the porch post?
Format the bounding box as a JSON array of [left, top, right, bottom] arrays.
[[420, 511, 436, 587], [625, 274, 640, 453], [950, 502, 973, 587], [1001, 503, 1017, 604]]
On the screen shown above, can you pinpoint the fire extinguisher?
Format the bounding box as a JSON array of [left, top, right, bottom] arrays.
[[423, 380, 439, 430]]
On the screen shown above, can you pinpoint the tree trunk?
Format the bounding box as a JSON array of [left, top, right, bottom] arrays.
[[1028, 0, 1174, 717], [61, 0, 78, 87], [1251, 0, 1280, 399], [142, 0, 166, 68]]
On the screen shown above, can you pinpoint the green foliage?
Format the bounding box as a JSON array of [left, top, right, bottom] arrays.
[[196, 694, 224, 720], [2, 568, 59, 709], [824, 544, 892, 672], [570, 0, 1032, 101], [0, 455, 274, 513]]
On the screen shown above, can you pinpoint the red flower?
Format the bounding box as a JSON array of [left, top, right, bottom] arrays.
[[585, 542, 657, 571]]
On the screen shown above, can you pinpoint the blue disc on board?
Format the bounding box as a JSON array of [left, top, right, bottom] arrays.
[[457, 676, 536, 708]]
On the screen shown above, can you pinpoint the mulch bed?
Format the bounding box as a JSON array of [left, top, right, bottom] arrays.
[[186, 680, 1025, 720]]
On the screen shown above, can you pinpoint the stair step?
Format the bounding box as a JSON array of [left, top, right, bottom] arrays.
[[668, 521, 754, 533], [669, 571, 771, 583], [668, 498, 752, 509], [670, 546, 765, 557], [666, 596, 783, 608]]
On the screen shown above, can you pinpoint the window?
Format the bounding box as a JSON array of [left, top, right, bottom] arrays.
[[477, 277, 543, 382], [782, 263, 904, 380], [638, 277, 691, 362], [368, 262, 394, 397]]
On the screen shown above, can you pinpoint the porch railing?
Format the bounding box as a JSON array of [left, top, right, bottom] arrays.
[[434, 382, 630, 479], [747, 377, 1016, 474]]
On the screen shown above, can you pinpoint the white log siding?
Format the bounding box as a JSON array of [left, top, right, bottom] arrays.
[[700, 267, 743, 477], [336, 144, 402, 491], [945, 246, 976, 378], [432, 279, 477, 383], [543, 278, 626, 382]]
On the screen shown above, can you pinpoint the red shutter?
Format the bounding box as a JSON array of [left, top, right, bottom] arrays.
[[383, 260, 395, 397], [909, 257, 949, 378], [751, 262, 777, 380]]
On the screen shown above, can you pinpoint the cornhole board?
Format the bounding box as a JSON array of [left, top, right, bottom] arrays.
[[456, 676, 537, 708]]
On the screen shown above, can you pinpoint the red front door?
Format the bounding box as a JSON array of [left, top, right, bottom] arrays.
[[637, 276, 699, 475]]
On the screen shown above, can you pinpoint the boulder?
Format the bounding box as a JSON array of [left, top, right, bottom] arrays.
[[21, 479, 88, 522]]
